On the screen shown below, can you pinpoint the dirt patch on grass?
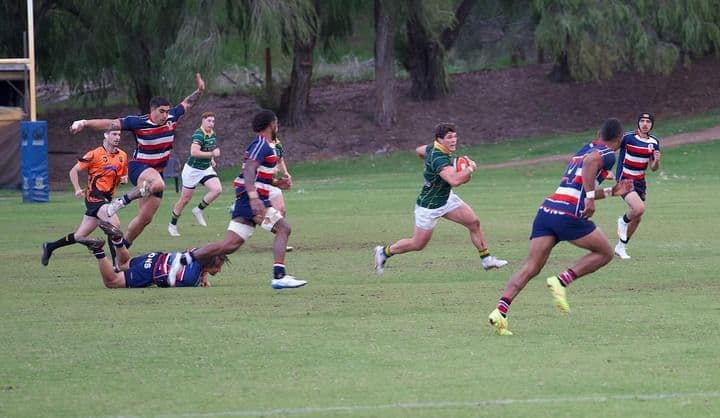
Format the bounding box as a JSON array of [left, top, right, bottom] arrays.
[[43, 58, 720, 188]]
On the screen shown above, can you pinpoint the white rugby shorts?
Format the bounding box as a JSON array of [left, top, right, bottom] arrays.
[[181, 164, 217, 189], [414, 191, 464, 230]]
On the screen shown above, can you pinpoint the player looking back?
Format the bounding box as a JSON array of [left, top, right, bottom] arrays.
[[614, 112, 661, 259]]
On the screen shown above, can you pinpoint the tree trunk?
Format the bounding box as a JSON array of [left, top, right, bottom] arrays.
[[373, 0, 397, 127], [134, 81, 153, 114], [404, 5, 447, 100], [548, 50, 572, 82], [265, 47, 273, 98], [403, 0, 476, 100], [280, 37, 316, 127]]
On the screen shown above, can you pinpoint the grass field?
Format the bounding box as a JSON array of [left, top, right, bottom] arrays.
[[1, 127, 719, 417]]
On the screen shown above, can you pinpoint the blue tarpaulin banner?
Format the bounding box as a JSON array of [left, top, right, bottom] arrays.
[[21, 120, 49, 203]]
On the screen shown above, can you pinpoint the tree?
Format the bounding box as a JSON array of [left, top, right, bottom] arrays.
[[374, 0, 397, 127], [400, 0, 477, 100], [279, 0, 365, 126], [35, 0, 220, 113], [534, 0, 720, 82], [226, 0, 363, 127]]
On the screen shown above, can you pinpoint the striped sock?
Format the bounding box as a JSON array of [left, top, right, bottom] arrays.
[[170, 211, 180, 225], [557, 268, 577, 287], [273, 263, 286, 279], [496, 296, 512, 317], [383, 245, 393, 258], [478, 248, 490, 259], [198, 199, 209, 210], [623, 214, 632, 224], [94, 250, 106, 260]]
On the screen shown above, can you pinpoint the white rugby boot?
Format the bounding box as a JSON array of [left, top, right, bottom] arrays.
[[614, 242, 631, 260]]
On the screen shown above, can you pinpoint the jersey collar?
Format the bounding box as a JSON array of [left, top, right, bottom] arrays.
[[201, 127, 214, 137], [433, 140, 451, 155]]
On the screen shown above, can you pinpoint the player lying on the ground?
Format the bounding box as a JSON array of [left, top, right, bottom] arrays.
[[77, 221, 228, 288]]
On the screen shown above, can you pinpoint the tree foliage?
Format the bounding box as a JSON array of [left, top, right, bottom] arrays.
[[398, 0, 477, 100], [34, 0, 220, 112], [534, 0, 720, 82]]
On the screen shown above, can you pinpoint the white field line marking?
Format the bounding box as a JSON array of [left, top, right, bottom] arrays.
[[96, 391, 720, 418]]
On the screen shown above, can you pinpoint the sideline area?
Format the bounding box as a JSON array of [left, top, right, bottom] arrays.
[[479, 124, 720, 169]]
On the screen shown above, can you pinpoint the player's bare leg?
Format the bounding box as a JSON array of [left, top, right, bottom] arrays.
[[444, 202, 507, 270], [125, 168, 165, 243], [616, 191, 645, 259]]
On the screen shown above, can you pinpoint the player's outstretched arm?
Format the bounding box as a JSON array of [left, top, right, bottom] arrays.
[[181, 73, 205, 109], [70, 118, 122, 134]]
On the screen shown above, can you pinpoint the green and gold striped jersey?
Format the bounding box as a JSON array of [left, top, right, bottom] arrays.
[[186, 128, 217, 170], [416, 142, 453, 209]]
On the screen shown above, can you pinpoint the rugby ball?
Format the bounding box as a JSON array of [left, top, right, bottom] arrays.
[[454, 156, 470, 172]]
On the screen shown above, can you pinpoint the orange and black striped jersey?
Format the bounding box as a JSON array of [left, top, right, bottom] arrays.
[[77, 146, 128, 203]]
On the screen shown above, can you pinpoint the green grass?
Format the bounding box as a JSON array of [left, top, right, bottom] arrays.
[[1, 127, 719, 417]]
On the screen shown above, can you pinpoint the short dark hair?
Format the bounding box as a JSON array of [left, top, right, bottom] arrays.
[[434, 123, 457, 140], [599, 118, 623, 142], [149, 96, 171, 109], [252, 109, 277, 133], [200, 254, 229, 269]]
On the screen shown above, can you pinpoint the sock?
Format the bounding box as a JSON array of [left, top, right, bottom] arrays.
[[122, 194, 132, 205], [124, 238, 132, 249], [47, 233, 76, 251], [478, 248, 490, 259], [170, 211, 180, 225], [198, 199, 209, 210], [622, 214, 631, 224], [94, 250, 106, 260], [273, 263, 286, 279], [383, 245, 393, 258], [496, 296, 512, 317], [557, 268, 577, 287]]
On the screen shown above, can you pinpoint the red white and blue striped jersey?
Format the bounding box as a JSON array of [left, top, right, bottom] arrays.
[[233, 136, 278, 200], [126, 251, 205, 287], [540, 141, 616, 217], [120, 103, 186, 171], [615, 130, 661, 181]]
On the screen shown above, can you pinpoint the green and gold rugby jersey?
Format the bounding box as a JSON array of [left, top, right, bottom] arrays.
[[416, 141, 454, 209], [186, 128, 217, 170]]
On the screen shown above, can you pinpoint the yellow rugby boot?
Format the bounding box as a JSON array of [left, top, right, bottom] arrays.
[[546, 276, 570, 313], [488, 309, 513, 336]]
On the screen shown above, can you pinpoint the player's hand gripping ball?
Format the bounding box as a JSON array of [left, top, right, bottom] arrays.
[[454, 156, 470, 172]]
